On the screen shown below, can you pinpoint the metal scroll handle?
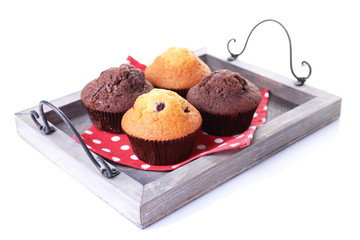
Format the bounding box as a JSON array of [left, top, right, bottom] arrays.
[[30, 101, 120, 178], [227, 19, 312, 86]]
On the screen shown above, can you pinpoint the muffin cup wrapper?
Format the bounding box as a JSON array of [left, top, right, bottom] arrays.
[[84, 106, 125, 134], [200, 108, 258, 136], [126, 130, 199, 166], [75, 89, 269, 171], [166, 88, 189, 99], [153, 87, 189, 99]]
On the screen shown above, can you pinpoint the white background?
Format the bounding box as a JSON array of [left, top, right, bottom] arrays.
[[1, 0, 359, 239]]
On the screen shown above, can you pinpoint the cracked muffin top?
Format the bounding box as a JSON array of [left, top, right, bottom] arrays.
[[81, 64, 153, 113], [186, 69, 262, 115]]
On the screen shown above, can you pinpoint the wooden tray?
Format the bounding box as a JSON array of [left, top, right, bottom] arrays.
[[15, 49, 341, 228]]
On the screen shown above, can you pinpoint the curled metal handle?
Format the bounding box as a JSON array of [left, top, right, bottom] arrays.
[[30, 101, 120, 178], [227, 19, 312, 86]]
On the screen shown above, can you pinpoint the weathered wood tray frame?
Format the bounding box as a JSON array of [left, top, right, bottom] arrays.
[[15, 49, 341, 228]]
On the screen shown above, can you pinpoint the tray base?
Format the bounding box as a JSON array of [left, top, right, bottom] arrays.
[[15, 51, 341, 228]]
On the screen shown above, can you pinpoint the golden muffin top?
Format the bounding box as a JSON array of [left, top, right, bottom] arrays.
[[144, 47, 211, 90], [121, 89, 202, 141]]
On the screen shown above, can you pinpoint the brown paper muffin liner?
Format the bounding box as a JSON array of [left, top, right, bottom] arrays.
[[84, 106, 125, 134], [154, 86, 189, 99], [200, 108, 257, 136], [170, 88, 189, 98], [126, 129, 200, 166]]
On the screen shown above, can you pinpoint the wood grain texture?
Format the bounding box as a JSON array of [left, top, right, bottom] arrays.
[[15, 51, 342, 228]]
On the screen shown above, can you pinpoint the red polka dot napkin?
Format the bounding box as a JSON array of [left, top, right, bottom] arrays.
[[75, 89, 269, 171], [74, 56, 269, 171]]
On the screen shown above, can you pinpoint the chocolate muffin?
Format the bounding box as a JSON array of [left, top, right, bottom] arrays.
[[81, 64, 153, 133], [186, 69, 262, 136]]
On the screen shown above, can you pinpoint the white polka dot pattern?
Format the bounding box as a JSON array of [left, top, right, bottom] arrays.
[[197, 144, 206, 150], [101, 148, 111, 153], [120, 145, 130, 150], [130, 155, 138, 160], [74, 89, 269, 171], [111, 136, 120, 142]]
